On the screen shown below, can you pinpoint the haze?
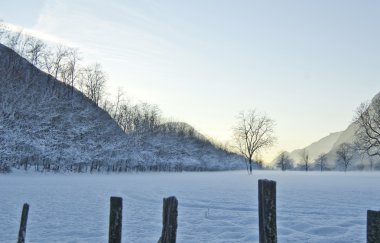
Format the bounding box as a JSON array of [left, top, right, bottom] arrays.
[[1, 0, 380, 162]]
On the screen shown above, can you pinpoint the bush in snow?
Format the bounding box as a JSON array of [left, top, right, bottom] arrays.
[[0, 162, 11, 173]]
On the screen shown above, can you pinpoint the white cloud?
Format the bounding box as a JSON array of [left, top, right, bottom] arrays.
[[1, 21, 78, 47], [33, 0, 180, 62]]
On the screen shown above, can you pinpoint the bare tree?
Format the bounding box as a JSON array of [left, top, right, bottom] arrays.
[[116, 100, 162, 134], [36, 45, 70, 90], [113, 87, 125, 120], [79, 63, 106, 105], [315, 153, 327, 172], [6, 29, 22, 51], [118, 102, 134, 132], [0, 23, 28, 57], [276, 151, 293, 171], [118, 103, 129, 132], [336, 143, 353, 172], [62, 48, 81, 94], [354, 96, 380, 161], [233, 110, 276, 174], [118, 102, 162, 133], [301, 149, 309, 171], [52, 45, 69, 80], [24, 36, 46, 66], [140, 102, 161, 132], [2, 29, 26, 78], [0, 20, 9, 41], [41, 47, 54, 75], [103, 101, 115, 115]]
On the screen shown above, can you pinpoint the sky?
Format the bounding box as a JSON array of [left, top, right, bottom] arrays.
[[1, 0, 380, 162]]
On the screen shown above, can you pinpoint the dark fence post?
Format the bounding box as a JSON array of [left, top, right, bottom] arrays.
[[258, 179, 277, 243], [17, 203, 29, 243], [368, 210, 380, 243], [158, 196, 178, 243], [109, 197, 122, 243]]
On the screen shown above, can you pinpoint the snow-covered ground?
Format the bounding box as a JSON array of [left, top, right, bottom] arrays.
[[0, 171, 379, 243]]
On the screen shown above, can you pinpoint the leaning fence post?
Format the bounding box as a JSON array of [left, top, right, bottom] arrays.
[[258, 179, 277, 243], [17, 203, 29, 243], [158, 196, 178, 243], [109, 197, 122, 243], [367, 210, 380, 243]]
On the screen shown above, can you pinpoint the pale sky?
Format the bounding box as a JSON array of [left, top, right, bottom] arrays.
[[1, 0, 380, 162]]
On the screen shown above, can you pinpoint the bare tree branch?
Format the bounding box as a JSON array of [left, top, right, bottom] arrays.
[[301, 149, 309, 171], [233, 110, 276, 174], [315, 153, 327, 172], [354, 96, 380, 161], [336, 143, 353, 172], [276, 151, 293, 171]]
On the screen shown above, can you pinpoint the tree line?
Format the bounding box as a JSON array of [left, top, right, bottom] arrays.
[[275, 144, 356, 172], [0, 21, 235, 173], [0, 22, 105, 104], [0, 22, 215, 138], [232, 98, 380, 173], [2, 21, 379, 173], [0, 21, 164, 135], [0, 22, 254, 149], [275, 97, 380, 172]]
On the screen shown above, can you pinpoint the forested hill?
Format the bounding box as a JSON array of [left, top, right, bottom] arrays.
[[0, 44, 245, 172]]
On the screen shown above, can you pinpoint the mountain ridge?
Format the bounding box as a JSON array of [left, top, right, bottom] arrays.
[[287, 131, 343, 165], [272, 91, 380, 170]]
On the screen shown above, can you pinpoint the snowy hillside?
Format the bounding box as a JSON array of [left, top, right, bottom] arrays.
[[323, 123, 359, 168], [0, 44, 245, 172], [273, 91, 380, 170], [287, 131, 343, 164]]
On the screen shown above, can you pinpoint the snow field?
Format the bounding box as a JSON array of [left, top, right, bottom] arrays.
[[0, 171, 379, 242]]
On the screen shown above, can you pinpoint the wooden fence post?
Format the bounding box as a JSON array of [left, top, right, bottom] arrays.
[[158, 196, 178, 243], [17, 203, 29, 243], [367, 210, 380, 243], [109, 197, 122, 243], [258, 179, 277, 243]]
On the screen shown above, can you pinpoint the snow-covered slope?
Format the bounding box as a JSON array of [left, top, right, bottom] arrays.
[[274, 91, 380, 170], [287, 131, 343, 164], [0, 44, 244, 172], [323, 123, 358, 167]]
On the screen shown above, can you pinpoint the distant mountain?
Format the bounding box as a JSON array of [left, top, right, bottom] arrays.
[[287, 131, 343, 164], [0, 44, 244, 172], [273, 92, 380, 170]]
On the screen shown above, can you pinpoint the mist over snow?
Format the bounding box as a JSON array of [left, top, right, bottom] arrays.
[[1, 171, 379, 242]]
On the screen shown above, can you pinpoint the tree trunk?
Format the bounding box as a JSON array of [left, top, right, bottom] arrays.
[[248, 158, 253, 174]]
